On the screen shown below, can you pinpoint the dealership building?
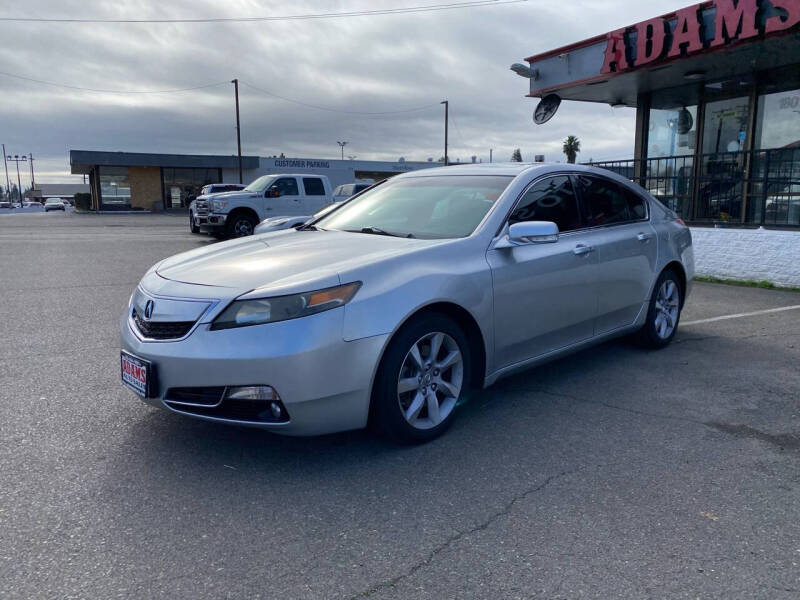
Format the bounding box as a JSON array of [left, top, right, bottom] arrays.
[[69, 150, 439, 211], [521, 0, 800, 286]]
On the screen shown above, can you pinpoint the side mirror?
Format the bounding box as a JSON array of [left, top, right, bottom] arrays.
[[507, 221, 559, 244], [266, 188, 280, 198]]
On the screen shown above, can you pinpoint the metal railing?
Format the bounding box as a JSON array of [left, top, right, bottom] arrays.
[[586, 146, 800, 227]]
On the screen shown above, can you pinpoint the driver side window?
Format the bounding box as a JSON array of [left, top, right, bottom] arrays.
[[268, 178, 299, 197], [509, 176, 581, 233]]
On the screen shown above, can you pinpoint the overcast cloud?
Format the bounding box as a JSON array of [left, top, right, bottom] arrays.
[[0, 0, 693, 184]]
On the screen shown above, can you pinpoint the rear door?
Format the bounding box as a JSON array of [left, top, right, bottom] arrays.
[[301, 177, 330, 213], [574, 174, 658, 334], [488, 174, 598, 367]]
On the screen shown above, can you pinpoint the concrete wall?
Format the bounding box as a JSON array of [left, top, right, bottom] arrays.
[[691, 227, 800, 288], [128, 167, 163, 211]]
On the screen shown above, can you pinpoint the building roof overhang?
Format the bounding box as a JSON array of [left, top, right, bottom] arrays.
[[522, 0, 800, 107], [69, 150, 260, 175]]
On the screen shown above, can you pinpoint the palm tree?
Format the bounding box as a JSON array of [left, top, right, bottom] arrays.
[[562, 136, 581, 164], [510, 148, 523, 162]]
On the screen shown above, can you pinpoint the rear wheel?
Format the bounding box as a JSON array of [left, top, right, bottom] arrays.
[[189, 211, 200, 233], [372, 314, 470, 443], [636, 270, 683, 349], [225, 212, 257, 238]]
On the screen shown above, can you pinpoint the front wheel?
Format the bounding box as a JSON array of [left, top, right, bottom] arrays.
[[225, 213, 256, 238], [372, 313, 471, 443], [189, 211, 199, 233], [636, 270, 683, 349]]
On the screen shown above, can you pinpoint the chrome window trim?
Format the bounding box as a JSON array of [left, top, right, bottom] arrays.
[[493, 171, 652, 241]]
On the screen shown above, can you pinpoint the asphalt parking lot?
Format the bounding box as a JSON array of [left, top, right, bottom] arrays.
[[1, 212, 799, 599]]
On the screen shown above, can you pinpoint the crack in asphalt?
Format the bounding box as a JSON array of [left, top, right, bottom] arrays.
[[347, 468, 578, 599]]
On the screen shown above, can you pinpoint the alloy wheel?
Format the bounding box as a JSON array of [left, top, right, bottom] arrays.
[[654, 280, 680, 339], [397, 331, 463, 430], [232, 218, 253, 236]]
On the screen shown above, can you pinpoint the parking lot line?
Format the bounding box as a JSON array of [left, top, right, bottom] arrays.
[[682, 304, 800, 326]]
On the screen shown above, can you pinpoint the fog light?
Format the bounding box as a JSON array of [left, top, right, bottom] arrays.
[[269, 402, 282, 419], [225, 385, 277, 401]]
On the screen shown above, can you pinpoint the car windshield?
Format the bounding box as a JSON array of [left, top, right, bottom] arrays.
[[243, 175, 277, 193], [316, 175, 512, 239]]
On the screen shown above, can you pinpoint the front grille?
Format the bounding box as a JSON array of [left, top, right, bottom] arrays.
[[132, 309, 195, 340], [195, 200, 209, 216], [165, 387, 226, 406]]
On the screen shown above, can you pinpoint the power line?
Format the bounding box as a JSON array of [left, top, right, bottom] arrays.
[[240, 81, 441, 115], [0, 70, 229, 94], [0, 1, 528, 24]]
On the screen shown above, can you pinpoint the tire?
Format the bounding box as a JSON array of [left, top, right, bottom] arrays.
[[225, 212, 257, 238], [372, 313, 471, 443], [635, 269, 683, 349], [189, 212, 200, 233]]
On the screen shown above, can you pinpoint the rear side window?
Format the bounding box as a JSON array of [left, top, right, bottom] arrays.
[[509, 176, 582, 233], [303, 178, 326, 196], [577, 176, 647, 226]]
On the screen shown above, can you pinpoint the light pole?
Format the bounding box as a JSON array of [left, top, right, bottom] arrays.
[[231, 79, 243, 184], [2, 144, 9, 200], [28, 153, 36, 192], [6, 154, 26, 204], [440, 100, 449, 166], [337, 141, 348, 160]]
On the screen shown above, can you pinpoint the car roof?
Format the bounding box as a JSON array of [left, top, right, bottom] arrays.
[[392, 163, 643, 187], [394, 163, 556, 179]]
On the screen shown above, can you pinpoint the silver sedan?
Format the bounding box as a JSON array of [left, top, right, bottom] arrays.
[[120, 164, 694, 442]]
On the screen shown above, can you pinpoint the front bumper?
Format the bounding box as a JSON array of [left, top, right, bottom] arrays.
[[198, 212, 226, 232], [120, 307, 388, 436]]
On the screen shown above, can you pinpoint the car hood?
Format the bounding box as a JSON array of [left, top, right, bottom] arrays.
[[155, 230, 442, 295], [198, 190, 259, 202]]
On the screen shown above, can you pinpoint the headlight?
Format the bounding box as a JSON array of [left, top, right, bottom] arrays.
[[210, 282, 361, 330], [210, 199, 227, 211]]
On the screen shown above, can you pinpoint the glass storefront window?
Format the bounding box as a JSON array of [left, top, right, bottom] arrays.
[[702, 97, 751, 154], [99, 167, 131, 207], [647, 106, 697, 159], [646, 106, 697, 218], [755, 89, 800, 150], [162, 167, 221, 208]]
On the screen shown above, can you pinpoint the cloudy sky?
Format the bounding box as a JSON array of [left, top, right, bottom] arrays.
[[1, 0, 693, 184]]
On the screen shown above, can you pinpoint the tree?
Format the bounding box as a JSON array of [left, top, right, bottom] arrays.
[[510, 148, 523, 162], [562, 136, 581, 164]]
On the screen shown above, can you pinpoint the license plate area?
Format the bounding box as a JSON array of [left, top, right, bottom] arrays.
[[121, 351, 155, 398]]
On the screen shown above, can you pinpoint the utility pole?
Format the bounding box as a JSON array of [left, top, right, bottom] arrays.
[[6, 154, 26, 203], [337, 141, 348, 160], [2, 144, 9, 200], [441, 100, 449, 166], [489, 148, 493, 163], [28, 153, 35, 191], [231, 79, 243, 184]]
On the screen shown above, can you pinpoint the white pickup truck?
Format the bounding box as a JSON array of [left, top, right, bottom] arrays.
[[196, 174, 335, 238]]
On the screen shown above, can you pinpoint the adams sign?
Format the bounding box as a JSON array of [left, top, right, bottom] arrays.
[[601, 0, 800, 74]]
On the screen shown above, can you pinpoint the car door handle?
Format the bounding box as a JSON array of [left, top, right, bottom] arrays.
[[573, 244, 595, 255], [637, 232, 654, 241]]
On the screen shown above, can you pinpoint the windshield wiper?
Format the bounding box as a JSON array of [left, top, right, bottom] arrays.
[[296, 223, 324, 231], [347, 226, 399, 237]]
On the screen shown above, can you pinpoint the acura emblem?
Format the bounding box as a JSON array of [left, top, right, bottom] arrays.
[[144, 299, 155, 320]]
